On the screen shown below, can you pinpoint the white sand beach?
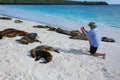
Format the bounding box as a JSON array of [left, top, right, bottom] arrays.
[[0, 15, 120, 80]]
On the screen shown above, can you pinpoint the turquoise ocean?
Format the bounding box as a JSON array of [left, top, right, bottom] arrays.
[[0, 5, 120, 30]]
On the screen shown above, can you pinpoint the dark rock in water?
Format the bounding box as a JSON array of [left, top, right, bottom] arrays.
[[101, 37, 115, 42], [0, 17, 12, 20]]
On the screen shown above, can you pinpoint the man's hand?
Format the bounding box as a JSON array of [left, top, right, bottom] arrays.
[[81, 26, 84, 30]]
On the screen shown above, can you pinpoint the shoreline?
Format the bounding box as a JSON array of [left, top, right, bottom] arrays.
[[1, 5, 120, 30], [0, 15, 120, 80]]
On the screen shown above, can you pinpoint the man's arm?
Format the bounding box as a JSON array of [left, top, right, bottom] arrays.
[[81, 27, 88, 36]]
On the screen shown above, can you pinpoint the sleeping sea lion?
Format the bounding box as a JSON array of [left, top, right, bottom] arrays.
[[33, 45, 59, 53], [16, 33, 42, 44], [15, 20, 23, 23], [101, 37, 115, 42], [31, 50, 52, 63], [0, 28, 29, 38], [16, 30, 29, 36], [0, 17, 12, 20], [1, 28, 16, 37]]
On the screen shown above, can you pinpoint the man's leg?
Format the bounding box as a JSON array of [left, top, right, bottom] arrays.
[[90, 46, 106, 59], [93, 53, 106, 59]]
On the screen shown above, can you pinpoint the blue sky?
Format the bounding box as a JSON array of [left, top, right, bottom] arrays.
[[73, 0, 120, 4]]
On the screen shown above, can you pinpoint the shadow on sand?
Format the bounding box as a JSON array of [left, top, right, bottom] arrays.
[[56, 47, 90, 56]]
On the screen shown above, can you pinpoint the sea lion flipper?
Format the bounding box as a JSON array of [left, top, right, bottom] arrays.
[[16, 39, 21, 42], [40, 61, 48, 64], [35, 56, 41, 61], [55, 49, 60, 53], [0, 33, 3, 39], [16, 39, 29, 44], [35, 39, 42, 43]]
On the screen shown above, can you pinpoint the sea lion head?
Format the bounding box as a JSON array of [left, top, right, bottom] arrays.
[[28, 33, 37, 38], [54, 49, 60, 53], [31, 49, 36, 58]]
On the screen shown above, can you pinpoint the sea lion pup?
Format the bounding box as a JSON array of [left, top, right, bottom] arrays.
[[15, 20, 23, 23], [16, 33, 42, 44], [31, 50, 52, 63], [0, 28, 29, 38], [33, 45, 60, 53]]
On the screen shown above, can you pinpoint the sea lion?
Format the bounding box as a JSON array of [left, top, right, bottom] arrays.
[[33, 25, 50, 28], [1, 28, 16, 37], [48, 27, 57, 31], [0, 33, 3, 39], [31, 50, 52, 63], [101, 37, 115, 42], [33, 45, 59, 53], [0, 28, 29, 38], [0, 17, 12, 20], [69, 36, 88, 40], [16, 30, 29, 36], [31, 49, 36, 58], [15, 20, 23, 23], [16, 33, 42, 44]]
